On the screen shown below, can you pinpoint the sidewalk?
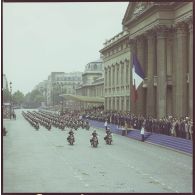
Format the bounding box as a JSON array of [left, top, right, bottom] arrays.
[[87, 119, 193, 155]]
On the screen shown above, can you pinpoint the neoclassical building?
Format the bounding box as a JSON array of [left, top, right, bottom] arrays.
[[76, 59, 104, 109], [100, 31, 131, 112], [100, 2, 193, 119], [46, 72, 82, 106]]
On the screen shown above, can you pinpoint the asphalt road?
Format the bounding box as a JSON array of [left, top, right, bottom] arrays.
[[3, 109, 192, 193]]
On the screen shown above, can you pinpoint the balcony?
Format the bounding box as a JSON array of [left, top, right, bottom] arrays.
[[142, 77, 148, 88], [167, 75, 172, 86], [153, 75, 172, 86], [154, 76, 157, 86], [141, 76, 173, 87]]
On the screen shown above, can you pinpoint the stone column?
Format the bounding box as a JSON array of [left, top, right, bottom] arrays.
[[107, 97, 109, 110], [109, 66, 112, 89], [119, 96, 122, 111], [110, 65, 113, 89], [136, 35, 145, 115], [105, 68, 108, 88], [124, 61, 127, 87], [115, 96, 118, 111], [115, 63, 118, 86], [118, 62, 121, 88], [105, 67, 109, 89], [124, 96, 127, 111], [129, 38, 136, 113], [156, 25, 168, 119], [104, 97, 107, 111], [110, 97, 113, 111], [146, 30, 156, 117], [121, 62, 124, 86], [126, 60, 130, 111], [172, 28, 177, 117], [188, 19, 193, 118], [175, 22, 188, 117], [113, 65, 115, 88], [104, 68, 106, 88]]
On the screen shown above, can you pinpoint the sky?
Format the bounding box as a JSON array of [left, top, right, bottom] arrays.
[[3, 2, 129, 95]]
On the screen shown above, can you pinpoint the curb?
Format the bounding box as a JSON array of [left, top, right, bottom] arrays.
[[90, 121, 192, 156]]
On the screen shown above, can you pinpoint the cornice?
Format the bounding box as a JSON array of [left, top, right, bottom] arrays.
[[102, 47, 130, 63], [100, 34, 129, 54]]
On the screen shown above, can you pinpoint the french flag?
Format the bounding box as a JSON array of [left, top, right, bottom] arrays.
[[132, 54, 145, 103]]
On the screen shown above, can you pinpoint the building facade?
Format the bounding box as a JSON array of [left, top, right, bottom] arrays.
[[3, 74, 8, 90], [34, 80, 48, 106], [47, 72, 82, 106], [100, 31, 131, 112], [100, 2, 193, 119], [76, 59, 104, 108], [76, 59, 104, 96]]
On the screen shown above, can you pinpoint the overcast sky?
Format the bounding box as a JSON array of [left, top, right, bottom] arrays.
[[3, 2, 129, 95]]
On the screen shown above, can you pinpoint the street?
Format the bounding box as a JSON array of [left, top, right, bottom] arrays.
[[3, 109, 192, 193]]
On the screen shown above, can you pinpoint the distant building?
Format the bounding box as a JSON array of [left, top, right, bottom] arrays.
[[34, 80, 48, 106], [3, 74, 12, 118], [3, 74, 8, 90], [76, 59, 104, 109], [47, 71, 82, 106]]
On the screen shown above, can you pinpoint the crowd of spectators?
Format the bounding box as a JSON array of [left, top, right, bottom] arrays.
[[75, 105, 193, 140]]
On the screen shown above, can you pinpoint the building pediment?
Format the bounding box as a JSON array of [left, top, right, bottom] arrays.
[[122, 2, 152, 26], [122, 2, 180, 28]]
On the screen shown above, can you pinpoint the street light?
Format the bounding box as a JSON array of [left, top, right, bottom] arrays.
[[9, 82, 12, 119], [52, 83, 56, 108]]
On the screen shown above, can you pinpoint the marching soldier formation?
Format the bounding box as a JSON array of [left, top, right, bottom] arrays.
[[22, 105, 193, 148], [22, 110, 107, 147]]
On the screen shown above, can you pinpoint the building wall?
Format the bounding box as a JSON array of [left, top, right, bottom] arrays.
[[100, 31, 130, 112], [46, 72, 82, 106], [75, 60, 104, 109], [101, 2, 193, 118], [3, 74, 8, 90]]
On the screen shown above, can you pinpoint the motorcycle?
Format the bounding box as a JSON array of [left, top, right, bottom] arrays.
[[35, 123, 39, 130], [67, 134, 75, 145], [85, 124, 90, 130], [105, 134, 112, 145], [91, 136, 98, 147], [3, 127, 7, 136]]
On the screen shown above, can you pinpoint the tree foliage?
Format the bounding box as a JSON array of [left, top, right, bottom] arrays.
[[3, 88, 11, 103], [23, 89, 45, 108], [12, 90, 25, 105]]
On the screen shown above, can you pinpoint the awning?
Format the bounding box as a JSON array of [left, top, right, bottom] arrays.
[[59, 94, 104, 103]]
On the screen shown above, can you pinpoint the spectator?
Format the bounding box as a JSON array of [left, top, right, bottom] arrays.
[[104, 119, 108, 131], [140, 120, 145, 142]]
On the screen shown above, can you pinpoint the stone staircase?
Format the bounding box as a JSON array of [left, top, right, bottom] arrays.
[[88, 119, 193, 155]]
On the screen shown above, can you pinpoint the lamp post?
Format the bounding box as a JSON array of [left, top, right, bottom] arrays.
[[52, 83, 55, 108], [9, 82, 12, 119], [60, 83, 64, 115]]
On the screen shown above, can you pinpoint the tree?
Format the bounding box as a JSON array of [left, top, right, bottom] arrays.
[[12, 90, 25, 106], [3, 88, 11, 103], [23, 89, 45, 108]]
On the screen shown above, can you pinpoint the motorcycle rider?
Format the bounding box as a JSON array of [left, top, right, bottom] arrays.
[[90, 130, 98, 144], [67, 129, 74, 141], [3, 127, 7, 136], [104, 128, 112, 141]]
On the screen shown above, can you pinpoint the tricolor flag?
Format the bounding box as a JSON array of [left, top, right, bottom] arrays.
[[132, 54, 145, 103]]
